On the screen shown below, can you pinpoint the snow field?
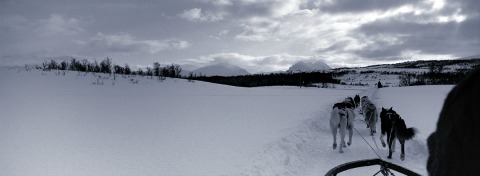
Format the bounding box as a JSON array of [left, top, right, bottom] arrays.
[[1, 68, 360, 176], [0, 68, 454, 175]]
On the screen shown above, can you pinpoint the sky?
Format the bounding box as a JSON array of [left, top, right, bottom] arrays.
[[1, 0, 479, 73]]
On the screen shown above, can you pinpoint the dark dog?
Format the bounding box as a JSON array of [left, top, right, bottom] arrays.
[[380, 107, 416, 160], [354, 95, 360, 108], [344, 97, 355, 108]]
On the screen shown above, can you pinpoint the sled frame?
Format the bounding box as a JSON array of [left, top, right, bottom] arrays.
[[325, 158, 420, 176]]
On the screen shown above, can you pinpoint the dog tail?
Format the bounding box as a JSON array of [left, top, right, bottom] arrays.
[[398, 127, 416, 140]]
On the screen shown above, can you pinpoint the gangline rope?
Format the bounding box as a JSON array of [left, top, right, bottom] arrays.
[[353, 126, 383, 160]]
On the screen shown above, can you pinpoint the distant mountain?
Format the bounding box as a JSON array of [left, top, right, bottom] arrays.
[[287, 60, 332, 72], [192, 63, 250, 76]]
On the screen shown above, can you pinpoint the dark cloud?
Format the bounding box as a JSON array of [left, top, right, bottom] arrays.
[[355, 13, 480, 59], [316, 41, 350, 53], [354, 45, 404, 60], [349, 0, 480, 60], [457, 16, 480, 39], [457, 0, 480, 14]]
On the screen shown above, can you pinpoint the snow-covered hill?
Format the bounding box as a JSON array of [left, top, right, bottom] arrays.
[[332, 58, 480, 87], [0, 67, 453, 175], [287, 60, 332, 72], [192, 63, 250, 76]]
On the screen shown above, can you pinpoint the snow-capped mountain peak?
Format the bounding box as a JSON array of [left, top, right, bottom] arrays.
[[192, 63, 250, 76], [287, 60, 332, 72]]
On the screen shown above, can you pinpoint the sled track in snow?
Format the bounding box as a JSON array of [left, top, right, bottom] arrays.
[[237, 104, 334, 176], [237, 88, 429, 175]]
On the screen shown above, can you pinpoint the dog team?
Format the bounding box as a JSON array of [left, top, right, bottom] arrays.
[[330, 94, 416, 160]]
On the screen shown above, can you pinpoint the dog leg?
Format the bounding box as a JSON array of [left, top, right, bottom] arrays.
[[392, 139, 396, 152], [340, 126, 346, 152], [380, 134, 386, 147], [400, 140, 405, 161], [347, 128, 353, 146], [387, 134, 395, 159], [331, 127, 337, 150], [370, 120, 377, 134], [387, 146, 393, 159], [339, 140, 344, 153]]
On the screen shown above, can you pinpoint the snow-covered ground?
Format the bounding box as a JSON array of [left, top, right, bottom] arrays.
[[0, 67, 454, 175], [335, 72, 401, 87]]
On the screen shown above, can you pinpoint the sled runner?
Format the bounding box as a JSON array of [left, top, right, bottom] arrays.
[[325, 158, 420, 176]]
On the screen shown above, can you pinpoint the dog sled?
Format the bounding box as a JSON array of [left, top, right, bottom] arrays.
[[325, 158, 420, 176]]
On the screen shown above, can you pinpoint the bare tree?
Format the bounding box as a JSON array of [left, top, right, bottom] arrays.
[[399, 74, 413, 87], [146, 67, 153, 79], [153, 62, 161, 78], [100, 57, 112, 74], [124, 64, 131, 75], [173, 64, 182, 78]]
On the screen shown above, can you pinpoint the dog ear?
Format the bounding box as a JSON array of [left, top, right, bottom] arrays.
[[389, 107, 392, 110]]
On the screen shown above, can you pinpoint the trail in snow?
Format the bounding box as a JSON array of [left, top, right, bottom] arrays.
[[310, 87, 433, 175], [239, 86, 439, 176], [235, 88, 385, 176], [235, 96, 359, 176]]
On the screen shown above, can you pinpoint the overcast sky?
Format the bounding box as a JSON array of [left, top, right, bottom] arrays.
[[1, 0, 479, 73]]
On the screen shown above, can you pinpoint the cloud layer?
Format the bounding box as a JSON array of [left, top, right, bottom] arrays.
[[86, 33, 190, 54], [1, 0, 479, 72], [178, 8, 225, 22]]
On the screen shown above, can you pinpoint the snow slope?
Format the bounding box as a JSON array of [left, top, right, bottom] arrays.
[[0, 67, 453, 175]]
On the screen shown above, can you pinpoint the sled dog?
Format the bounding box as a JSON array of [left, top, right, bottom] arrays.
[[354, 95, 360, 108], [344, 97, 355, 109], [330, 102, 350, 153], [342, 100, 355, 148], [380, 107, 416, 160], [361, 96, 378, 135]]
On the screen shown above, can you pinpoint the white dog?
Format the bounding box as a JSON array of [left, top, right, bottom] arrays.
[[330, 102, 349, 153]]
